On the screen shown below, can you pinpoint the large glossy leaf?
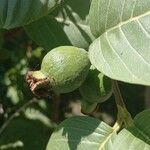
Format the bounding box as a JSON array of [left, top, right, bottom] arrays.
[[24, 16, 71, 50], [46, 116, 116, 150], [24, 0, 95, 50], [89, 0, 150, 86], [0, 0, 60, 29], [112, 109, 150, 150]]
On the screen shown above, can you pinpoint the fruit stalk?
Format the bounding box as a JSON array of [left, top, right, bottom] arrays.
[[112, 80, 125, 108], [112, 80, 133, 128]]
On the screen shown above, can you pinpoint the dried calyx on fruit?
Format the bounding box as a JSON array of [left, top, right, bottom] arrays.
[[79, 66, 112, 113], [26, 46, 90, 97]]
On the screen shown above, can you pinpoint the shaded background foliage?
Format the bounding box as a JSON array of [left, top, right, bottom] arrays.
[[0, 0, 148, 149]]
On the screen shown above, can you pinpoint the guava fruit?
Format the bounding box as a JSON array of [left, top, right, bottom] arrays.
[[26, 46, 90, 97]]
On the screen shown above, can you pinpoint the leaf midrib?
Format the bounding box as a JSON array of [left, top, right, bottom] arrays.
[[98, 130, 115, 150], [102, 10, 150, 35]]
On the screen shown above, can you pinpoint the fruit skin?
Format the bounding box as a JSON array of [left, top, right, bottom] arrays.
[[79, 67, 112, 104], [26, 46, 90, 96]]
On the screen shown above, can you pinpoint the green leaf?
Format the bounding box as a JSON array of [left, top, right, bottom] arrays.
[[79, 67, 112, 104], [46, 116, 116, 150], [89, 0, 150, 37], [0, 117, 52, 150], [89, 0, 150, 86], [24, 16, 71, 50], [0, 0, 60, 29], [0, 105, 54, 150], [112, 109, 150, 150], [24, 0, 95, 50]]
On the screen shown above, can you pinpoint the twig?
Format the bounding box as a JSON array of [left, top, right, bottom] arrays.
[[0, 98, 38, 135], [112, 80, 125, 108], [112, 80, 133, 129], [52, 94, 60, 124]]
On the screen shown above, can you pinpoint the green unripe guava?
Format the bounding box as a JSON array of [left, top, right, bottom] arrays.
[[26, 46, 90, 97], [79, 67, 112, 104]]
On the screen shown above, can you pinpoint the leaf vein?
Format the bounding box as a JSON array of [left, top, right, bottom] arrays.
[[105, 32, 138, 82], [106, 11, 150, 34], [130, 0, 137, 18], [120, 26, 150, 67], [51, 139, 99, 145], [120, 0, 126, 22], [137, 19, 150, 39], [105, 0, 111, 31], [99, 38, 115, 76]]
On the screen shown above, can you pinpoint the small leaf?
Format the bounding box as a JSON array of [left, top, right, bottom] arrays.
[[46, 116, 116, 150], [89, 0, 150, 86], [113, 109, 150, 150]]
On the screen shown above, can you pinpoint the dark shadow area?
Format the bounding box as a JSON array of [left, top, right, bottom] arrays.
[[62, 0, 91, 20], [120, 82, 145, 117]]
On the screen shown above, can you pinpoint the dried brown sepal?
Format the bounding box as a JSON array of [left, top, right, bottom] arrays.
[[26, 71, 53, 98]]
